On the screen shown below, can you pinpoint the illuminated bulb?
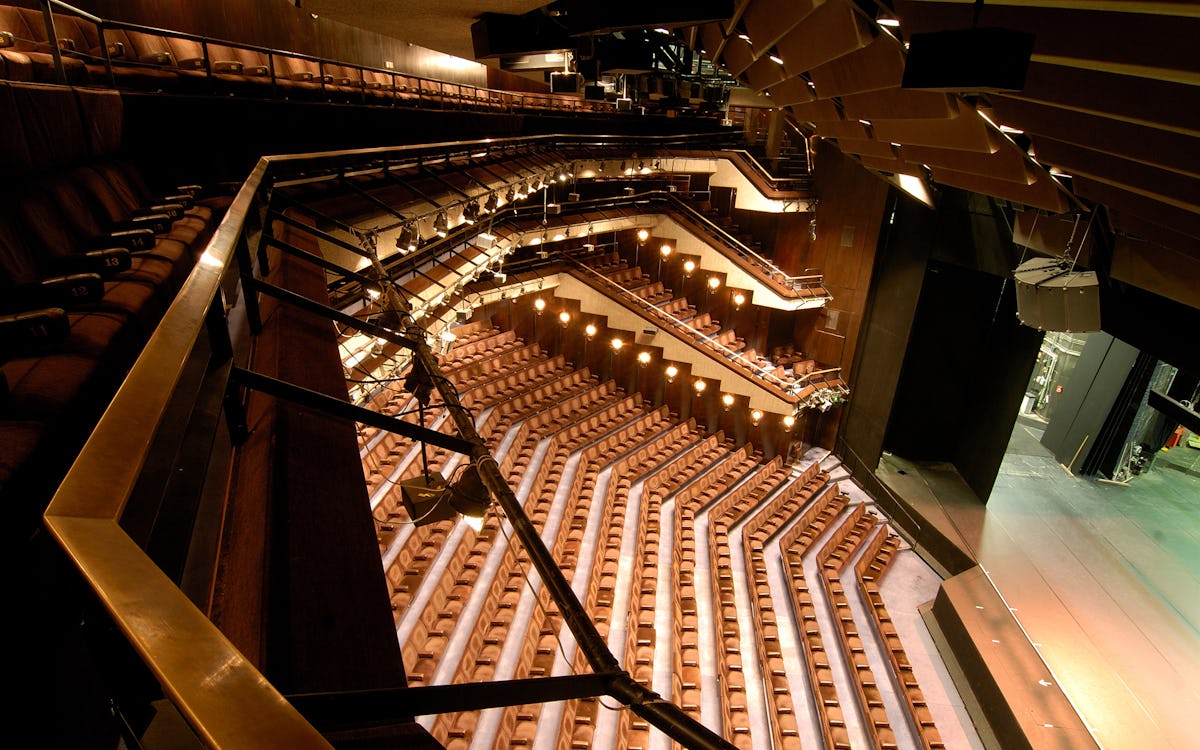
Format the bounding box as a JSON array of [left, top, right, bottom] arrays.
[[783, 414, 796, 428], [534, 298, 546, 313], [637, 229, 650, 242], [684, 259, 696, 275], [769, 55, 784, 65], [611, 337, 624, 351], [722, 393, 735, 408], [665, 364, 678, 382], [638, 351, 651, 366], [559, 311, 571, 326], [660, 244, 672, 258], [463, 514, 484, 532], [751, 409, 763, 425], [708, 276, 721, 290], [694, 379, 707, 394], [585, 323, 597, 339], [366, 287, 381, 299], [733, 292, 746, 308]]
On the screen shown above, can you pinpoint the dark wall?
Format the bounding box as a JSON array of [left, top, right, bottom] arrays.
[[884, 259, 1043, 500], [837, 190, 933, 476]]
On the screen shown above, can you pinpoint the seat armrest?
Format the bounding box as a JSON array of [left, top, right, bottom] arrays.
[[56, 248, 132, 277], [115, 213, 171, 235], [176, 184, 203, 196], [1, 274, 105, 313], [88, 228, 155, 252], [245, 65, 269, 76], [0, 307, 69, 351], [319, 74, 333, 84], [139, 202, 184, 220], [106, 41, 125, 58], [176, 56, 206, 70], [289, 71, 314, 82], [212, 60, 243, 74], [159, 193, 194, 209], [0, 32, 15, 49]]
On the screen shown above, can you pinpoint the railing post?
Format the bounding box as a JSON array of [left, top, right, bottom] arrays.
[[39, 0, 68, 85]]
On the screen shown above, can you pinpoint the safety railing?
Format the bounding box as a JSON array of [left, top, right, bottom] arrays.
[[18, 0, 727, 118], [42, 132, 762, 749]]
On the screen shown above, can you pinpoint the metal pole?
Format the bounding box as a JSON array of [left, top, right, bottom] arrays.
[[363, 253, 733, 749]]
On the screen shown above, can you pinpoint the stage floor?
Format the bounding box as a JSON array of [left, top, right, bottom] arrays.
[[878, 420, 1200, 750]]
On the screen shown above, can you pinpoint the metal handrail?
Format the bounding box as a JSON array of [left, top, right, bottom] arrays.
[[44, 132, 782, 749], [571, 261, 842, 401]]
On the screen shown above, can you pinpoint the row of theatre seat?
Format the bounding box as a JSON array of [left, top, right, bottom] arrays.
[[0, 3, 600, 110], [350, 319, 951, 749], [0, 79, 226, 527]]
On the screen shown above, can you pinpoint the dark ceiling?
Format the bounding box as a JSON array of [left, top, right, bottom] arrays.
[[303, 0, 1199, 311]]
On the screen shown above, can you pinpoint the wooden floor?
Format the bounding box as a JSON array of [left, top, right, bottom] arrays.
[[877, 420, 1200, 750]]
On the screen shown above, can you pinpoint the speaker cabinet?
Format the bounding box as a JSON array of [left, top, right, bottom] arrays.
[[902, 27, 1035, 92], [1014, 259, 1101, 333]]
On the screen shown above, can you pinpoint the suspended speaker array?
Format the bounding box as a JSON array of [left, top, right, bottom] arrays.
[[1014, 258, 1101, 333]]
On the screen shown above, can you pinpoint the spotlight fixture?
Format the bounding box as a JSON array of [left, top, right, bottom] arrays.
[[397, 223, 419, 252], [434, 211, 449, 238], [637, 351, 651, 367], [665, 364, 678, 383], [484, 192, 498, 212], [445, 463, 492, 531], [505, 185, 516, 203], [462, 201, 478, 224]]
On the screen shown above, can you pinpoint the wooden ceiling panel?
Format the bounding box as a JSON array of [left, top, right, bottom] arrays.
[[1017, 62, 1200, 135], [808, 34, 904, 97], [989, 96, 1200, 178], [1109, 210, 1200, 263], [1111, 233, 1200, 310], [1075, 178, 1200, 241], [743, 55, 788, 92], [1033, 138, 1200, 215], [699, 23, 728, 59], [930, 165, 1070, 213], [857, 154, 921, 175], [839, 87, 959, 121], [811, 119, 871, 140], [836, 137, 898, 160], [741, 0, 823, 58], [773, 1, 871, 76], [900, 141, 1031, 183], [786, 98, 842, 122], [765, 76, 816, 106], [872, 109, 996, 152], [894, 1, 1200, 75], [1013, 209, 1096, 261], [720, 32, 757, 76]]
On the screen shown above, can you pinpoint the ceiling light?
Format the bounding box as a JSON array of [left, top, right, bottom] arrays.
[[769, 55, 784, 65], [878, 18, 900, 27]]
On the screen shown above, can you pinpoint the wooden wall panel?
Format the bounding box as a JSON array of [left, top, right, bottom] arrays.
[[78, 0, 496, 88]]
